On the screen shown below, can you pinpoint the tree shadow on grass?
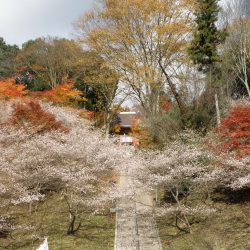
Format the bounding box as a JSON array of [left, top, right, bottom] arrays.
[[212, 188, 250, 204]]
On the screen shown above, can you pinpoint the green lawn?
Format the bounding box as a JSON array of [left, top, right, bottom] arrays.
[[1, 194, 115, 250], [157, 200, 250, 250], [2, 190, 249, 250]]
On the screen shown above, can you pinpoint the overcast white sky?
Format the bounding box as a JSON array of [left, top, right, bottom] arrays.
[[0, 0, 237, 47], [0, 0, 95, 47]]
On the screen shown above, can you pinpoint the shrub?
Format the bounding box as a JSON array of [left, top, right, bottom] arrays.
[[78, 109, 95, 120], [160, 96, 171, 112], [0, 79, 27, 100], [144, 106, 182, 145], [32, 83, 84, 106], [9, 101, 68, 133], [218, 105, 250, 156], [131, 118, 153, 148]]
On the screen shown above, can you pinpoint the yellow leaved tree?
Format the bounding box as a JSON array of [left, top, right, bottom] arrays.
[[76, 0, 195, 126]]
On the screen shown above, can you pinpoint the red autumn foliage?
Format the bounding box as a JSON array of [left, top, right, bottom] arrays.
[[10, 101, 69, 133], [0, 79, 28, 100], [218, 105, 250, 156], [160, 96, 171, 112]]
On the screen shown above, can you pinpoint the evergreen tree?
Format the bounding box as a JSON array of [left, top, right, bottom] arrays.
[[188, 1, 228, 129], [0, 37, 19, 79], [188, 0, 227, 72]]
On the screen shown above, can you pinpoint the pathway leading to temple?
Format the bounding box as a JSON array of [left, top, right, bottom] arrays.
[[114, 172, 162, 250]]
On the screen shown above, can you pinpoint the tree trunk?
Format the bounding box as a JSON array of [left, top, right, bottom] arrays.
[[104, 112, 111, 138], [67, 213, 76, 235], [171, 189, 191, 233], [215, 93, 221, 127], [159, 60, 186, 127], [64, 195, 81, 235], [105, 122, 110, 138], [67, 212, 81, 235], [243, 75, 250, 98]]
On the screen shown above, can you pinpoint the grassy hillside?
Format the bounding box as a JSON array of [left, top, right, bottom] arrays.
[[0, 194, 115, 250], [157, 193, 250, 250]]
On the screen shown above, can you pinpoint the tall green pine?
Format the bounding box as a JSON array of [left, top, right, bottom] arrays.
[[188, 0, 226, 72]]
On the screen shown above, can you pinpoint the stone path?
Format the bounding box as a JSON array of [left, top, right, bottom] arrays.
[[114, 174, 162, 250]]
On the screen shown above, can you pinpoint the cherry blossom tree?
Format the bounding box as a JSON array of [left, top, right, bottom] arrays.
[[136, 140, 214, 233], [0, 102, 129, 235], [199, 155, 250, 192], [135, 132, 250, 233], [1, 100, 249, 238]]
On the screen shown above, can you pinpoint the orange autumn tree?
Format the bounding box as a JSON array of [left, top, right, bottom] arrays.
[[0, 79, 28, 100], [218, 105, 250, 156], [32, 82, 85, 106]]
